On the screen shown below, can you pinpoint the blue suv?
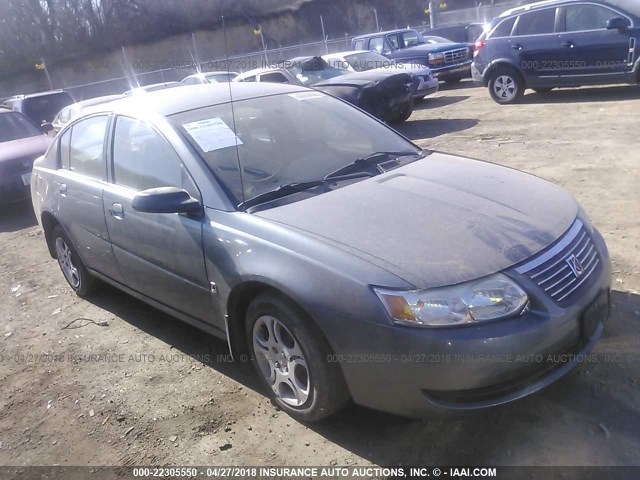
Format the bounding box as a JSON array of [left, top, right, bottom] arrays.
[[472, 0, 640, 103]]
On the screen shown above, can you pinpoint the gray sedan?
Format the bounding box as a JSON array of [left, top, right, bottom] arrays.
[[31, 83, 611, 421]]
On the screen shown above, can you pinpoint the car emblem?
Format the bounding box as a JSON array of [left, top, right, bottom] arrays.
[[565, 254, 584, 278]]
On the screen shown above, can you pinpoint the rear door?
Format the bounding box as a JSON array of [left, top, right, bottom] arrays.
[[54, 115, 121, 281], [558, 3, 634, 77], [102, 115, 213, 321], [511, 7, 566, 85]]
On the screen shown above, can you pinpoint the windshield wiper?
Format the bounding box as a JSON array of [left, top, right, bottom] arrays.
[[239, 172, 372, 211], [324, 150, 423, 179]]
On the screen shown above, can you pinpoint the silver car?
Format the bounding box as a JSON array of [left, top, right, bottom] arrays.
[[31, 83, 611, 421]]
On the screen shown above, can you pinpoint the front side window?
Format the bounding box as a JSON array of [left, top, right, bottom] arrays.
[[68, 116, 109, 179], [401, 31, 426, 48], [565, 5, 619, 31], [112, 116, 187, 192], [172, 92, 419, 207], [387, 34, 402, 50], [516, 9, 557, 35]]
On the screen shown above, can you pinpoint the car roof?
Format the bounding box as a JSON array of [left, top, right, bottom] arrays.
[[13, 90, 72, 99], [499, 0, 631, 18], [323, 50, 372, 57], [353, 28, 417, 40], [81, 83, 309, 118]]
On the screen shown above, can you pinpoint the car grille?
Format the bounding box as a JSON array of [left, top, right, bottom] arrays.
[[444, 48, 469, 66], [515, 220, 601, 307]]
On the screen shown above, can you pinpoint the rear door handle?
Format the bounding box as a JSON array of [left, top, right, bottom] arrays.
[[59, 183, 67, 195], [110, 202, 124, 219], [511, 43, 523, 50], [561, 41, 575, 48]]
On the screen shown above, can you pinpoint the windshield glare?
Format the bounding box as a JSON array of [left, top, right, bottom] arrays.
[[0, 112, 42, 142], [173, 92, 418, 208]]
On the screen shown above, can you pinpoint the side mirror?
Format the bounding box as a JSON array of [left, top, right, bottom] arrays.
[[41, 122, 53, 134], [132, 186, 201, 215], [606, 17, 629, 30]]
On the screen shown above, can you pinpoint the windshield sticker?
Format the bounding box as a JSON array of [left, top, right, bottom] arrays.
[[288, 92, 325, 101], [182, 118, 243, 152]]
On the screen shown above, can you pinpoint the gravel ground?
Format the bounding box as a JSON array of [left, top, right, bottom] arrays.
[[0, 80, 639, 471]]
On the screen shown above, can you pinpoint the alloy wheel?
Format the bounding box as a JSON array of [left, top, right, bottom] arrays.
[[55, 237, 80, 289], [493, 75, 517, 102]]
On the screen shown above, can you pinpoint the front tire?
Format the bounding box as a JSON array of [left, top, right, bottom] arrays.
[[488, 67, 524, 104], [52, 225, 99, 297], [245, 293, 349, 422], [388, 99, 414, 124]]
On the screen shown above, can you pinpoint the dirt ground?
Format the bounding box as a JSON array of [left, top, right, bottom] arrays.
[[1, 81, 639, 470]]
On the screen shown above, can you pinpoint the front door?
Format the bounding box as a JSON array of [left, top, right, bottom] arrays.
[[102, 115, 213, 322]]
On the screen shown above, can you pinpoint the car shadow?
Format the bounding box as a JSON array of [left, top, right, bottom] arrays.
[[0, 199, 38, 233], [416, 95, 470, 109], [437, 78, 479, 92], [85, 284, 263, 393], [396, 118, 478, 140], [521, 84, 640, 104]]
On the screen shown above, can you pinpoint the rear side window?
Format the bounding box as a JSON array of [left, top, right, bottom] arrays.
[[565, 5, 619, 31], [491, 17, 516, 38], [516, 8, 557, 35], [353, 39, 365, 50], [112, 116, 187, 192], [68, 116, 109, 179]]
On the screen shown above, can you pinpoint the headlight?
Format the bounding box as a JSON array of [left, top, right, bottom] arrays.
[[428, 52, 445, 65], [374, 273, 528, 327]]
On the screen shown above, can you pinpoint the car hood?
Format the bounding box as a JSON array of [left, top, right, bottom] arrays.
[[0, 135, 50, 164], [256, 153, 578, 288], [316, 70, 414, 87]]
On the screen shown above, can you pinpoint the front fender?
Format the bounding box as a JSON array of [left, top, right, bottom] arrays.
[[482, 58, 527, 86]]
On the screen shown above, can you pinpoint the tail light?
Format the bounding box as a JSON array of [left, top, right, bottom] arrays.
[[474, 40, 487, 51]]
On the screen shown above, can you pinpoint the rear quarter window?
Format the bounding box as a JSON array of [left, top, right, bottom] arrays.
[[490, 17, 516, 38]]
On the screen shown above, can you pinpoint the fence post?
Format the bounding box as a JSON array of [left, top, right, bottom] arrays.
[[429, 1, 439, 28], [373, 8, 380, 31], [320, 15, 329, 55]]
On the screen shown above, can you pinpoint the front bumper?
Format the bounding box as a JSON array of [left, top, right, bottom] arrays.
[[431, 61, 472, 81], [315, 227, 611, 418], [414, 76, 439, 98]]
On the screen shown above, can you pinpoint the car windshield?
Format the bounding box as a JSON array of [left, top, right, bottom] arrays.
[[22, 92, 73, 124], [344, 52, 394, 72], [172, 91, 419, 208], [0, 112, 42, 142]]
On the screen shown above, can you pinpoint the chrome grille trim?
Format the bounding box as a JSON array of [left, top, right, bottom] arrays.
[[444, 48, 469, 65], [515, 219, 601, 305], [515, 220, 583, 274]]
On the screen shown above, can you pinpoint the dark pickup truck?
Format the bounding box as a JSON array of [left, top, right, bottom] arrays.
[[351, 29, 472, 83]]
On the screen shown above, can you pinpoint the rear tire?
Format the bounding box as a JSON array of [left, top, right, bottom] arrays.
[[52, 225, 99, 297], [488, 67, 524, 104], [245, 293, 349, 422]]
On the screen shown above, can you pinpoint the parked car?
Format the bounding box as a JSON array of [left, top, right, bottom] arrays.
[[472, 0, 640, 104], [0, 107, 52, 206], [32, 83, 611, 421], [234, 56, 417, 123], [182, 71, 239, 85], [3, 90, 74, 129], [351, 28, 472, 84], [420, 22, 485, 44], [322, 50, 439, 100], [51, 94, 124, 134], [124, 82, 183, 96]]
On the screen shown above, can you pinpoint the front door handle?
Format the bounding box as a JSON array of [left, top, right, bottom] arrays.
[[59, 183, 67, 195], [110, 202, 124, 219], [561, 41, 575, 48], [511, 43, 523, 50]]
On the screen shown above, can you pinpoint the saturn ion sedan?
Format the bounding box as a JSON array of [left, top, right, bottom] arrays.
[[31, 83, 610, 421]]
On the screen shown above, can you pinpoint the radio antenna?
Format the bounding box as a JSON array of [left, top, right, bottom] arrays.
[[222, 13, 245, 207]]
